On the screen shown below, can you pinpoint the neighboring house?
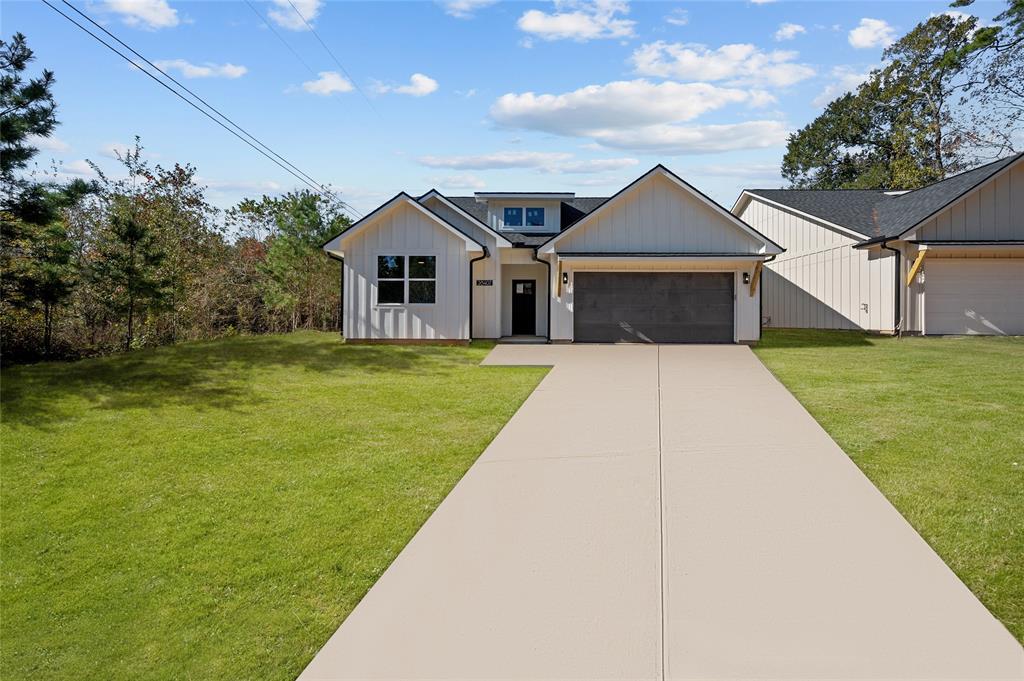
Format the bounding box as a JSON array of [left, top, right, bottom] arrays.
[[322, 165, 784, 343], [733, 153, 1024, 335]]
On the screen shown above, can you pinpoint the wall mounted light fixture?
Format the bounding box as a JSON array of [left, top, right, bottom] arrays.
[[562, 272, 569, 285], [742, 272, 750, 285]]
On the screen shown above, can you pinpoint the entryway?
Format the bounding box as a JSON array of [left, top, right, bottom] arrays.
[[511, 279, 536, 336]]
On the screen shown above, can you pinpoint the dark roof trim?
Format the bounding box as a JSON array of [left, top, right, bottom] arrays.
[[858, 152, 1024, 246], [910, 240, 1024, 245], [537, 164, 784, 253], [321, 191, 485, 251], [417, 189, 513, 247], [557, 252, 766, 257]]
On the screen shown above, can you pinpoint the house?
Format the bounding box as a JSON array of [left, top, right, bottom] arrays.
[[322, 165, 784, 344], [733, 153, 1024, 335]]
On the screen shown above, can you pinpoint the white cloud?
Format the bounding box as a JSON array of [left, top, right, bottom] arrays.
[[268, 0, 323, 30], [665, 9, 688, 26], [301, 71, 353, 96], [812, 66, 870, 107], [585, 121, 789, 155], [427, 174, 487, 190], [631, 41, 815, 87], [154, 59, 247, 79], [374, 73, 439, 97], [489, 79, 787, 155], [439, 0, 496, 19], [848, 18, 896, 49], [62, 159, 99, 177], [100, 142, 134, 159], [517, 0, 636, 42], [417, 151, 639, 174], [774, 23, 806, 41], [27, 134, 70, 153], [686, 162, 782, 180], [102, 0, 179, 29], [491, 80, 753, 134], [750, 0, 776, 4], [200, 178, 283, 193]]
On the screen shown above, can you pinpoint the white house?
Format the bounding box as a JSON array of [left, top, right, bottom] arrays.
[[732, 153, 1024, 335], [322, 165, 784, 344]]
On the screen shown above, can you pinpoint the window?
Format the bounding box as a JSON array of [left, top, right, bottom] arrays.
[[376, 255, 436, 305], [525, 207, 545, 227], [408, 255, 436, 304], [503, 207, 523, 227]]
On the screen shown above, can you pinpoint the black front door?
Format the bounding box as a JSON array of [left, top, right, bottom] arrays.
[[511, 279, 536, 335]]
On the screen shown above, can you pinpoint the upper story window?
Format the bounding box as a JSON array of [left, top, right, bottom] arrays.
[[502, 206, 545, 229], [503, 207, 523, 227]]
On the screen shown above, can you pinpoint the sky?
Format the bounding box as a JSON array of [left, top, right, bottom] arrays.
[[6, 0, 1008, 216]]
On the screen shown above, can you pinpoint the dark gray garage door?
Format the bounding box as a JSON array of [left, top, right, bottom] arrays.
[[574, 272, 734, 343]]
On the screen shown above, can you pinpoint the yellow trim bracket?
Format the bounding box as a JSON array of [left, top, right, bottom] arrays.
[[906, 250, 926, 286], [749, 261, 763, 296]]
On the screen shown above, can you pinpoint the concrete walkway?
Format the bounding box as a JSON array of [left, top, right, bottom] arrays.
[[299, 345, 1023, 680]]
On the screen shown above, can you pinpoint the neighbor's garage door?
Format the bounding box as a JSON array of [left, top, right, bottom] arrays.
[[573, 272, 734, 343], [926, 259, 1024, 335]]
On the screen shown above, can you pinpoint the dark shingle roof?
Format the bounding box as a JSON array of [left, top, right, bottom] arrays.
[[446, 195, 608, 246], [744, 189, 895, 237], [867, 153, 1022, 242], [745, 153, 1022, 243]]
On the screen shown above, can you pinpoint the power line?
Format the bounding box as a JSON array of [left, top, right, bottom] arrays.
[[42, 0, 363, 219], [282, 0, 379, 116], [243, 0, 320, 79]]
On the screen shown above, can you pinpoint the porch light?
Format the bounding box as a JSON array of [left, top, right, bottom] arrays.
[[742, 272, 750, 285], [562, 272, 569, 285]]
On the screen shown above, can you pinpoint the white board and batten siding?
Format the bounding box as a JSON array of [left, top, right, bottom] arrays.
[[342, 202, 471, 340], [738, 197, 896, 332], [550, 173, 767, 342], [420, 196, 502, 339], [903, 161, 1024, 334]]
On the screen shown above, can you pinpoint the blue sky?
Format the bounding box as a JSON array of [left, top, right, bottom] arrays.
[[8, 0, 1007, 215]]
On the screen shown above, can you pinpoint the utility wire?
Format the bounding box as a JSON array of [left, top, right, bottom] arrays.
[[43, 0, 363, 219], [243, 0, 320, 79], [282, 0, 379, 116]]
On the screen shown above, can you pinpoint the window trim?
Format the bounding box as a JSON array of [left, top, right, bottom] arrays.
[[500, 205, 546, 231], [375, 254, 438, 307]]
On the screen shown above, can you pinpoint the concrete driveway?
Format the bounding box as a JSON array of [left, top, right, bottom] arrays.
[[299, 344, 1023, 680]]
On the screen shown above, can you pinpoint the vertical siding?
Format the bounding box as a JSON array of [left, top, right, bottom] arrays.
[[343, 202, 470, 339], [557, 174, 761, 254], [421, 197, 501, 338], [914, 164, 1024, 241], [739, 198, 896, 332], [486, 199, 562, 232]]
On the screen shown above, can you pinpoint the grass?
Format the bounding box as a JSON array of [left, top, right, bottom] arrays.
[[1, 332, 548, 680], [754, 329, 1024, 643]]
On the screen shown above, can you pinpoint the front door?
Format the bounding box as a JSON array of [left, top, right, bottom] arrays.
[[511, 279, 536, 335]]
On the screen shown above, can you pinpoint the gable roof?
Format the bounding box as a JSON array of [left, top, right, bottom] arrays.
[[863, 152, 1023, 244], [417, 189, 513, 247], [446, 195, 608, 247], [322, 192, 484, 255], [539, 165, 784, 255], [738, 153, 1023, 246], [740, 189, 895, 238]]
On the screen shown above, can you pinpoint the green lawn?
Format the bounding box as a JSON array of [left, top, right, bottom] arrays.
[[754, 329, 1024, 643], [1, 332, 548, 680]]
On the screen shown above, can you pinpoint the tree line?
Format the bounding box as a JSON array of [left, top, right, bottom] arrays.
[[1, 34, 350, 363], [784, 0, 1023, 189]]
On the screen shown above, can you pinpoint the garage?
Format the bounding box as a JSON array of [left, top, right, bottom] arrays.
[[573, 272, 734, 343], [925, 259, 1024, 335]]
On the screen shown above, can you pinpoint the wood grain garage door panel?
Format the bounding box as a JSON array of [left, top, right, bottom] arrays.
[[574, 272, 734, 343]]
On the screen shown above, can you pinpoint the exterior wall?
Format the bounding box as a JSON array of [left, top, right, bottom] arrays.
[[549, 259, 761, 342], [421, 196, 501, 338], [913, 162, 1024, 241], [342, 202, 470, 340], [557, 174, 761, 254], [739, 198, 896, 332], [486, 199, 563, 233]]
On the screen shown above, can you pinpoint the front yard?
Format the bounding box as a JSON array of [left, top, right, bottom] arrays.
[[0, 332, 547, 679], [754, 330, 1024, 643]]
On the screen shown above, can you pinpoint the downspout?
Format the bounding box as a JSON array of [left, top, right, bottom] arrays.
[[880, 240, 902, 337], [532, 248, 552, 343], [326, 252, 344, 337], [468, 247, 489, 343], [758, 254, 777, 339]]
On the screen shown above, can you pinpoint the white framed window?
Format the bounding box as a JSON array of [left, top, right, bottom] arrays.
[[376, 255, 436, 305], [502, 206, 545, 229]]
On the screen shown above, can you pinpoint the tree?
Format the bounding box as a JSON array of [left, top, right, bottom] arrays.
[[783, 5, 1020, 189], [91, 203, 170, 351]]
